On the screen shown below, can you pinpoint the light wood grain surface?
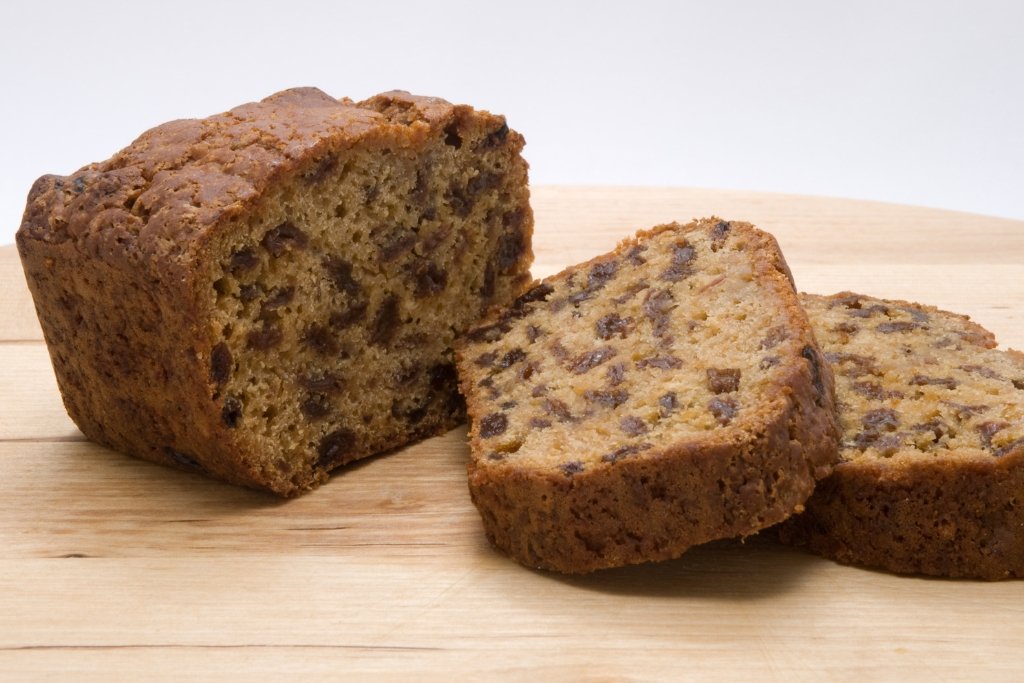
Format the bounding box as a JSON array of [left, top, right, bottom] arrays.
[[2, 186, 1023, 682]]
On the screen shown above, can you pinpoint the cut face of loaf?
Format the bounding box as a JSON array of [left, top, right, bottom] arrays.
[[17, 88, 533, 496], [777, 292, 1024, 579], [456, 219, 840, 573]]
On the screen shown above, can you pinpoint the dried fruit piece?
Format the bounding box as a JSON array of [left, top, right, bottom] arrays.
[[619, 415, 648, 436], [708, 397, 738, 425], [316, 428, 357, 470], [323, 256, 362, 296], [659, 241, 696, 281], [641, 288, 674, 337], [601, 443, 652, 463], [369, 295, 401, 346], [568, 347, 616, 374], [850, 381, 904, 400], [595, 313, 634, 340], [301, 393, 332, 419], [303, 324, 339, 356], [299, 372, 344, 394], [479, 413, 509, 438], [411, 261, 448, 297], [210, 343, 232, 386], [636, 356, 682, 370], [262, 221, 309, 257], [706, 368, 741, 394], [876, 321, 920, 334], [560, 461, 585, 476], [246, 323, 283, 350], [584, 389, 629, 408], [229, 247, 259, 273], [909, 375, 958, 390], [861, 407, 900, 432]]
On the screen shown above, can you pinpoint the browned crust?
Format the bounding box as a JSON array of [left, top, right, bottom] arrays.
[[17, 88, 528, 495], [458, 219, 841, 573], [17, 88, 511, 268], [776, 292, 1024, 580], [777, 451, 1024, 580]]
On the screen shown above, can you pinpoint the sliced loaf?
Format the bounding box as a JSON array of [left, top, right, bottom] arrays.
[[17, 88, 533, 496]]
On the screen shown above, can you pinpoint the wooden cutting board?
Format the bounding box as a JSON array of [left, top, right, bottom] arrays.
[[2, 186, 1022, 682]]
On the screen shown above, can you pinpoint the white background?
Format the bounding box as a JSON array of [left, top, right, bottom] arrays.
[[1, 0, 1021, 246]]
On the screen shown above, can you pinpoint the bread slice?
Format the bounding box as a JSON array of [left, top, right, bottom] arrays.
[[456, 218, 840, 573], [17, 88, 533, 496], [776, 292, 1024, 579]]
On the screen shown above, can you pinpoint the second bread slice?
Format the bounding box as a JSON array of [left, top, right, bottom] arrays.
[[456, 218, 840, 573], [777, 292, 1024, 579]]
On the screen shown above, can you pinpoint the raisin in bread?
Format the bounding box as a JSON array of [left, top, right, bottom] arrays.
[[456, 218, 840, 573], [17, 88, 533, 496], [776, 292, 1024, 579]]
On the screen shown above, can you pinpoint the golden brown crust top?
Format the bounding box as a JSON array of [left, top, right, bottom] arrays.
[[16, 89, 486, 265]]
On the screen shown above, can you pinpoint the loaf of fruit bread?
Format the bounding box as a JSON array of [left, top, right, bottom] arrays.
[[456, 218, 841, 573], [776, 292, 1024, 579], [17, 88, 533, 496]]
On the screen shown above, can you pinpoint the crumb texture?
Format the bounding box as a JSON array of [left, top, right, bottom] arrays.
[[457, 218, 840, 573], [17, 88, 533, 495], [777, 292, 1024, 579]]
